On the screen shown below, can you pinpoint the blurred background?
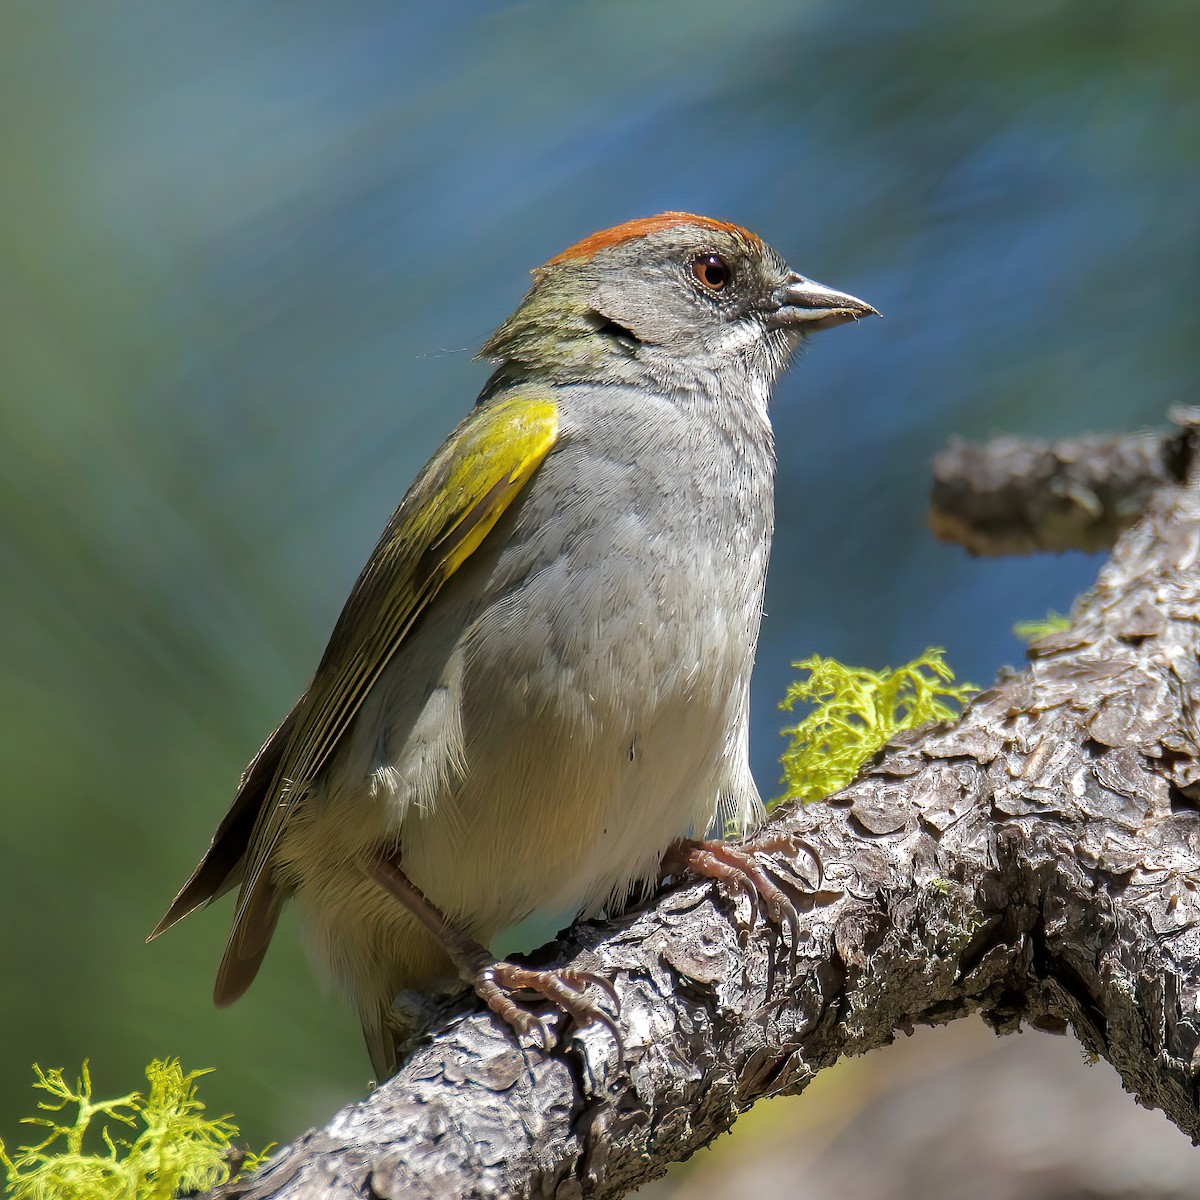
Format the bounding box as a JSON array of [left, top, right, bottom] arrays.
[[3, 0, 1198, 1192]]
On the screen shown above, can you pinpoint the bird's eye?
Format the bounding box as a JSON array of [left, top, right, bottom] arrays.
[[691, 253, 730, 292]]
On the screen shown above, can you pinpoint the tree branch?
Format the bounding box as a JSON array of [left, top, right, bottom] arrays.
[[927, 408, 1199, 555], [216, 425, 1200, 1200]]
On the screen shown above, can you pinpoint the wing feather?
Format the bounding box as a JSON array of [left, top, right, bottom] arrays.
[[153, 391, 559, 1004]]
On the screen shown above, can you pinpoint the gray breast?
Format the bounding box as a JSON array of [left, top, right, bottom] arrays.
[[464, 381, 775, 727]]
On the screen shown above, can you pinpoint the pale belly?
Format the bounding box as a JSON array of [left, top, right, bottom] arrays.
[[280, 556, 758, 1009], [398, 666, 744, 939]]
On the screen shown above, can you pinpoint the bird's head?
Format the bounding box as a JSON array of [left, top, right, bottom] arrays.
[[481, 212, 877, 389]]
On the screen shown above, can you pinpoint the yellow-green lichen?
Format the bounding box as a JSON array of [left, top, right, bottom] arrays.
[[1012, 611, 1071, 643], [0, 1059, 266, 1200], [778, 648, 976, 806]]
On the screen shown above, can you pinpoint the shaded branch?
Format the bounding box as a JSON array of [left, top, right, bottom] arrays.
[[928, 408, 1199, 555], [217, 427, 1200, 1200]]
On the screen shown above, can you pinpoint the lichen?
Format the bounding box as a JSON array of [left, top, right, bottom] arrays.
[[0, 1059, 266, 1200], [1013, 611, 1071, 643], [778, 648, 976, 805]]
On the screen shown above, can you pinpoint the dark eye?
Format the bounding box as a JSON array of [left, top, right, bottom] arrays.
[[691, 253, 730, 292]]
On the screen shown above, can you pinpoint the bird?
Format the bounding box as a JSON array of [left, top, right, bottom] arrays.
[[149, 211, 877, 1078]]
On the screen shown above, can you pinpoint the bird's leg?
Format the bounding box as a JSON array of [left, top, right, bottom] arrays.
[[662, 836, 801, 954], [366, 853, 620, 1052]]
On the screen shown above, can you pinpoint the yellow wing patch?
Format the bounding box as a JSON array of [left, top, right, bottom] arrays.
[[422, 395, 559, 578], [218, 393, 559, 987]]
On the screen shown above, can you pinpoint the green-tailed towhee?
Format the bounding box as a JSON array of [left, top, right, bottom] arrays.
[[151, 212, 877, 1077]]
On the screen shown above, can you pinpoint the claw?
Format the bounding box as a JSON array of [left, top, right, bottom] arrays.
[[365, 853, 624, 1057], [561, 967, 620, 1007], [475, 962, 624, 1056], [670, 838, 801, 967]]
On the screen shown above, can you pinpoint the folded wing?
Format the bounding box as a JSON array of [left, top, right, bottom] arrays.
[[147, 393, 560, 1008]]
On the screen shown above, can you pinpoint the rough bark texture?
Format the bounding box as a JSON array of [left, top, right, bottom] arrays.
[[214, 424, 1200, 1200], [928, 412, 1197, 555]]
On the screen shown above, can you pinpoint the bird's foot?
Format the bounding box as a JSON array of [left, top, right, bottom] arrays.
[[470, 960, 622, 1053], [366, 852, 621, 1053], [664, 836, 801, 955]]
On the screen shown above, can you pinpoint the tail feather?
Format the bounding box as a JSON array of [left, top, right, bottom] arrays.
[[148, 707, 299, 946], [213, 874, 284, 1007], [147, 794, 257, 940], [363, 1020, 400, 1083]]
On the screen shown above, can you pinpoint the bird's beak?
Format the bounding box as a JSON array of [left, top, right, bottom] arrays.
[[768, 271, 880, 332]]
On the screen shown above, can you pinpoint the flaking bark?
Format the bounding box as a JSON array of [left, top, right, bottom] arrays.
[[214, 420, 1200, 1200]]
